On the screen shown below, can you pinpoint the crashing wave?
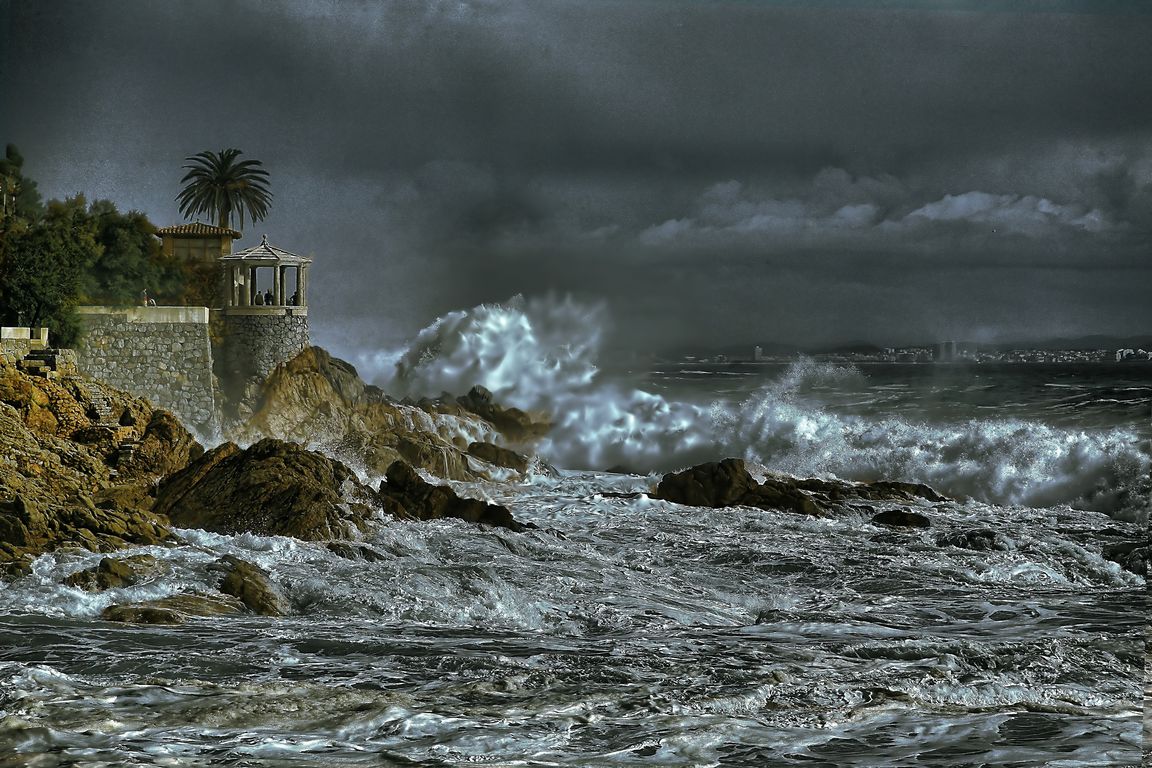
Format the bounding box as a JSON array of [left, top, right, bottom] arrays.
[[370, 296, 1150, 520]]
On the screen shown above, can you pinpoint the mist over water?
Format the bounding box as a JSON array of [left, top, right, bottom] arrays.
[[369, 296, 1150, 520]]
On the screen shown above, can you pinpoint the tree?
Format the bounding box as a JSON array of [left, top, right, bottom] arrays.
[[1, 196, 101, 346], [176, 148, 272, 231], [81, 200, 182, 306], [0, 143, 44, 223]]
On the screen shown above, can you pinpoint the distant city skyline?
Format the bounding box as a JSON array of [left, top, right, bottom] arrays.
[[3, 1, 1150, 359]]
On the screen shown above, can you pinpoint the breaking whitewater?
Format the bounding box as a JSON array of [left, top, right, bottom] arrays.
[[2, 297, 1148, 767]]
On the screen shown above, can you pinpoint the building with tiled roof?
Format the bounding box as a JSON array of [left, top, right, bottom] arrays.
[[155, 223, 242, 237], [156, 222, 241, 262]]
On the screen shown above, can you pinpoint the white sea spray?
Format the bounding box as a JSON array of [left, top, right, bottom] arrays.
[[374, 296, 1150, 520]]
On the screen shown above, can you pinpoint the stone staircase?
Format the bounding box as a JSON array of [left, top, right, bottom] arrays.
[[72, 378, 137, 478], [75, 379, 119, 427], [17, 348, 78, 379]]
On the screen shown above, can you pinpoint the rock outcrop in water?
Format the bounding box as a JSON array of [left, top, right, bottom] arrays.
[[0, 354, 200, 565], [152, 439, 531, 541], [379, 460, 529, 532], [231, 347, 539, 482], [653, 458, 948, 518], [154, 438, 379, 540]]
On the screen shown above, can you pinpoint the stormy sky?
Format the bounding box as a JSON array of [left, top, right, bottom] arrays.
[[2, 0, 1150, 358]]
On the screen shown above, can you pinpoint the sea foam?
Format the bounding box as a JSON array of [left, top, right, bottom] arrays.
[[369, 296, 1149, 520]]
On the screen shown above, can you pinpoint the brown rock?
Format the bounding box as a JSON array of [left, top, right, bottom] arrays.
[[154, 439, 377, 541], [379, 460, 528, 532], [234, 347, 480, 480], [101, 592, 247, 623], [0, 356, 199, 563], [64, 554, 159, 591], [456, 386, 550, 443], [117, 410, 204, 480], [215, 555, 287, 616], [101, 605, 183, 625], [467, 441, 530, 473], [653, 459, 949, 518]]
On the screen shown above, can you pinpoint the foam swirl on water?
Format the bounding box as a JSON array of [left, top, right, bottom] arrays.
[[377, 297, 1149, 519]]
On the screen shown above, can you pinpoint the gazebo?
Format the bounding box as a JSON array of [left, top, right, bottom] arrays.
[[219, 234, 311, 312]]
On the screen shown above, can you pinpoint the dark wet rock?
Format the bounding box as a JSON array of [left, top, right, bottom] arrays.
[[654, 458, 758, 508], [215, 555, 288, 617], [938, 528, 1013, 552], [871, 509, 931, 528], [2, 556, 34, 579], [326, 541, 390, 562], [64, 554, 159, 591], [154, 439, 378, 541], [467, 441, 530, 473], [1102, 541, 1148, 576], [654, 459, 825, 517], [857, 481, 947, 504], [379, 460, 530, 532], [654, 458, 950, 518], [102, 592, 246, 623], [455, 386, 550, 443], [101, 605, 184, 625]]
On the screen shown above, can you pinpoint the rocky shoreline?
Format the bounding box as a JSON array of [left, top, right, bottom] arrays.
[[1, 347, 1145, 625]]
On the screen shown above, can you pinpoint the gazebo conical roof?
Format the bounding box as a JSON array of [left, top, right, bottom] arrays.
[[221, 234, 312, 265]]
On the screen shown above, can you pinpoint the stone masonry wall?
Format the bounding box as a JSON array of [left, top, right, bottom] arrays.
[[218, 313, 309, 418], [75, 307, 218, 434]]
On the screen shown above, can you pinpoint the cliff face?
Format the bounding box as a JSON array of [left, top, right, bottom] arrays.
[[0, 356, 201, 565]]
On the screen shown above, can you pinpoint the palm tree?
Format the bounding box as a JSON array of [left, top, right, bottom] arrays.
[[176, 149, 272, 231]]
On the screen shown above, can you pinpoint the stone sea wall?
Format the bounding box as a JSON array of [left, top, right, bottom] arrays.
[[218, 311, 309, 417], [75, 307, 218, 434], [220, 312, 310, 383]]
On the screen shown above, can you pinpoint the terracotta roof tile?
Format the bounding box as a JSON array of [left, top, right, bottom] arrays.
[[155, 223, 242, 238]]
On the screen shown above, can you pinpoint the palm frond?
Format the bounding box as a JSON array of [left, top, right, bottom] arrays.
[[174, 148, 273, 230]]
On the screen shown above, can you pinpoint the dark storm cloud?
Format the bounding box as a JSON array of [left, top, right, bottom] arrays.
[[3, 0, 1150, 352]]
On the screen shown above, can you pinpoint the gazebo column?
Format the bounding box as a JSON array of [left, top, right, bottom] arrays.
[[299, 266, 308, 307], [273, 265, 283, 307]]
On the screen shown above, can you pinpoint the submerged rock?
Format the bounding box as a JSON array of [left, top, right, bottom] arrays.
[[101, 591, 250, 624], [1101, 541, 1148, 576], [64, 554, 160, 591], [871, 509, 932, 528], [654, 458, 949, 518], [938, 528, 1013, 552], [379, 460, 529, 532], [215, 555, 288, 617], [153, 438, 378, 541], [101, 605, 184, 625]]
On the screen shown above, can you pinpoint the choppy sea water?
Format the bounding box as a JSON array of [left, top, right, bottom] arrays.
[[1, 299, 1148, 766]]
